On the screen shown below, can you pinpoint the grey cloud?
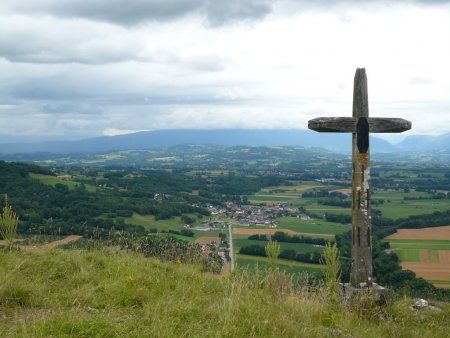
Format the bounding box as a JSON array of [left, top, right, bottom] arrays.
[[6, 0, 274, 27], [0, 16, 230, 66], [0, 19, 147, 64], [0, 45, 140, 65], [7, 68, 238, 106], [10, 76, 97, 101], [184, 55, 228, 72], [42, 102, 103, 115]]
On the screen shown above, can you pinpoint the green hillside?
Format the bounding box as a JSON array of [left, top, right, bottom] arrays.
[[1, 249, 449, 337]]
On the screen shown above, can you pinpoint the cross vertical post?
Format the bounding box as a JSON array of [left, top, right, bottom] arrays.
[[308, 68, 411, 288], [351, 69, 372, 287]]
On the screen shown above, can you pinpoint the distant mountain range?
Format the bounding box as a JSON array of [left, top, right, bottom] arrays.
[[0, 129, 448, 156], [396, 133, 450, 152]]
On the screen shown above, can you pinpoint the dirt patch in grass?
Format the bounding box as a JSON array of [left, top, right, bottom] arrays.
[[0, 238, 25, 246], [386, 225, 450, 240], [330, 188, 352, 195], [195, 236, 221, 245], [17, 235, 83, 252], [232, 228, 334, 237]]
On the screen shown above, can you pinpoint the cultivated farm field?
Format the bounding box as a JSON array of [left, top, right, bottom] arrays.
[[248, 180, 450, 220], [386, 226, 450, 288]]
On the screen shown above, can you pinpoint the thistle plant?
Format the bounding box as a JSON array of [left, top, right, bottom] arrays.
[[265, 237, 280, 270], [0, 194, 19, 252]]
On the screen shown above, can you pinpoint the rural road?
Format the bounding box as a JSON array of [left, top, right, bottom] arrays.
[[228, 223, 235, 271]]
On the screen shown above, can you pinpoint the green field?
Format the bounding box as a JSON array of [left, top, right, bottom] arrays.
[[248, 180, 450, 220], [233, 239, 323, 254], [30, 173, 97, 192], [376, 201, 450, 219], [231, 179, 350, 273], [277, 217, 350, 235], [247, 181, 323, 205], [386, 239, 450, 251], [124, 213, 182, 231], [236, 254, 324, 275], [385, 237, 450, 287], [261, 182, 323, 193], [303, 204, 351, 215], [394, 249, 421, 262], [372, 189, 450, 219], [385, 239, 450, 263], [123, 213, 223, 239]]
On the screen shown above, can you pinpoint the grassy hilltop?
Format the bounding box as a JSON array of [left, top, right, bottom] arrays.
[[1, 249, 449, 337]]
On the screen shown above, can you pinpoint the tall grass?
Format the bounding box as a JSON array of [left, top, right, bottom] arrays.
[[0, 194, 19, 252], [265, 237, 280, 270], [0, 248, 449, 337], [320, 242, 341, 298]]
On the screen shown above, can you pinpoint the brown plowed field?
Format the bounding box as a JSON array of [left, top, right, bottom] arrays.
[[401, 260, 450, 282], [434, 284, 450, 289], [232, 228, 334, 237], [439, 250, 450, 263], [386, 225, 450, 240], [195, 236, 221, 245]]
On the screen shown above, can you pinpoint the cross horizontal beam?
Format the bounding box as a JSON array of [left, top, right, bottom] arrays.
[[308, 117, 411, 133]]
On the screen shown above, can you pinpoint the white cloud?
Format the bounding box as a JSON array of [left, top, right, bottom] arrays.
[[0, 1, 449, 140]]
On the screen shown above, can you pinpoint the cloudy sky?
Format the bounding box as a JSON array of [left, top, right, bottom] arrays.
[[1, 0, 449, 143]]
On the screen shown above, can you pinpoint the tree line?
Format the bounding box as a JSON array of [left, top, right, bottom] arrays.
[[248, 231, 331, 246], [239, 244, 322, 264], [0, 161, 291, 238]]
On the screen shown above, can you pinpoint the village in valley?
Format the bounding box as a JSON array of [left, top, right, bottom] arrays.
[[187, 202, 308, 232], [185, 201, 311, 267]]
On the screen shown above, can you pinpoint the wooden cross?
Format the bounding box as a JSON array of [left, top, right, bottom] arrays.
[[308, 68, 411, 287]]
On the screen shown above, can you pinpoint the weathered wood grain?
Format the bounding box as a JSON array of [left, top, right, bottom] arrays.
[[308, 117, 355, 132], [368, 118, 412, 133], [353, 68, 369, 119], [307, 68, 412, 287], [351, 68, 372, 286], [308, 117, 411, 133]]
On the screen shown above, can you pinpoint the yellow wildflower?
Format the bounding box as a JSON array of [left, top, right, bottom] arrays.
[[125, 275, 134, 284], [176, 258, 182, 266]]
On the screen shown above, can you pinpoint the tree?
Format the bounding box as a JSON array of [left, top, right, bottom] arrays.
[[0, 194, 19, 252], [181, 215, 194, 224]]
